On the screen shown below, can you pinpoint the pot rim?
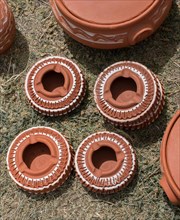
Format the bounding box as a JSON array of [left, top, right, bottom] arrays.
[[55, 0, 161, 30], [103, 68, 144, 109], [161, 110, 180, 197]]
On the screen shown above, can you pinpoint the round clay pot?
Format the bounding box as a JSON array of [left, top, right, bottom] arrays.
[[94, 61, 165, 129], [49, 0, 172, 49], [0, 0, 16, 54], [25, 56, 86, 116], [160, 110, 180, 206], [74, 132, 137, 194], [7, 127, 74, 194]]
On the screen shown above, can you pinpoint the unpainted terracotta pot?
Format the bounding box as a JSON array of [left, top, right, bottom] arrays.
[[75, 132, 137, 194], [25, 56, 86, 116], [49, 0, 172, 49], [94, 61, 165, 130], [7, 127, 74, 194], [160, 110, 180, 206], [0, 0, 16, 54]]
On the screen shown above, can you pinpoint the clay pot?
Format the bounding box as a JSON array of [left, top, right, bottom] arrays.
[[160, 110, 180, 206], [74, 132, 137, 194], [0, 0, 16, 54], [25, 56, 86, 116], [94, 61, 165, 129], [7, 127, 74, 194], [49, 0, 172, 49]]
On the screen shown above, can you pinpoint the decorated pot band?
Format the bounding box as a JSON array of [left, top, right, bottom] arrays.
[[74, 131, 137, 194], [7, 127, 74, 194], [94, 61, 165, 129], [25, 56, 86, 116]]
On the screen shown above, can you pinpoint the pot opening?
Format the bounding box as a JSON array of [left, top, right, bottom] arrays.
[[23, 142, 51, 171], [110, 77, 137, 102], [92, 146, 117, 171], [42, 71, 65, 92]]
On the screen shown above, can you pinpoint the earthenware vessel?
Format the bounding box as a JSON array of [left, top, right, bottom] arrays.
[[7, 127, 74, 194], [94, 61, 165, 129], [75, 132, 137, 194], [25, 56, 86, 116], [0, 0, 16, 54], [160, 110, 180, 206], [50, 0, 172, 49]]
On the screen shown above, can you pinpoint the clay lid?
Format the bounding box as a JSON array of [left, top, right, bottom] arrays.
[[75, 132, 137, 194], [160, 110, 180, 205], [7, 127, 74, 193], [0, 0, 16, 54], [94, 61, 165, 129], [51, 0, 172, 49], [60, 0, 154, 25], [25, 56, 86, 116]]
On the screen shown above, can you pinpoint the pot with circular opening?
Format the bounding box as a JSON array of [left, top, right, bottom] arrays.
[[94, 61, 165, 129], [0, 0, 16, 54], [49, 0, 172, 49], [160, 110, 180, 206], [75, 132, 137, 194], [7, 127, 74, 194], [25, 56, 86, 116]]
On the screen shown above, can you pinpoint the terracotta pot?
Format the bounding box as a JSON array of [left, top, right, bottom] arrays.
[[0, 0, 16, 54], [49, 0, 172, 49], [25, 56, 86, 116], [75, 132, 137, 194], [7, 127, 74, 194], [94, 61, 165, 129], [160, 110, 180, 206]]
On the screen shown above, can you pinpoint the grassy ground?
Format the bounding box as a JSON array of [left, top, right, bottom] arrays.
[[0, 1, 180, 219]]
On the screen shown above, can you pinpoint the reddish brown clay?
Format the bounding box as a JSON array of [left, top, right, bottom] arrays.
[[160, 110, 180, 206], [0, 0, 16, 54], [94, 61, 165, 130], [49, 0, 172, 49], [25, 56, 86, 116], [74, 132, 137, 194], [7, 127, 74, 194]]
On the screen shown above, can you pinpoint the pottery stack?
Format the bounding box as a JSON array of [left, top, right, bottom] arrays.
[[94, 61, 165, 129], [0, 0, 16, 54], [4, 0, 179, 207], [25, 56, 86, 116]]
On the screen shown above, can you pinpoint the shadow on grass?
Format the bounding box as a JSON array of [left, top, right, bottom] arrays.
[[103, 102, 169, 148], [65, 1, 179, 76], [161, 193, 180, 218], [0, 29, 29, 76]]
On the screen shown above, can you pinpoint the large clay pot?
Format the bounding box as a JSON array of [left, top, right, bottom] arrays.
[[94, 61, 165, 129], [160, 110, 180, 206], [0, 0, 16, 54], [25, 56, 86, 116], [50, 0, 172, 49], [7, 127, 74, 193], [74, 131, 137, 194]]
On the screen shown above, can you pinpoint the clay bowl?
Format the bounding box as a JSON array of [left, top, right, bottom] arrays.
[[7, 127, 74, 194], [49, 0, 172, 49], [25, 56, 86, 116], [0, 0, 16, 54], [75, 132, 137, 194], [160, 110, 180, 206], [94, 61, 165, 130]]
